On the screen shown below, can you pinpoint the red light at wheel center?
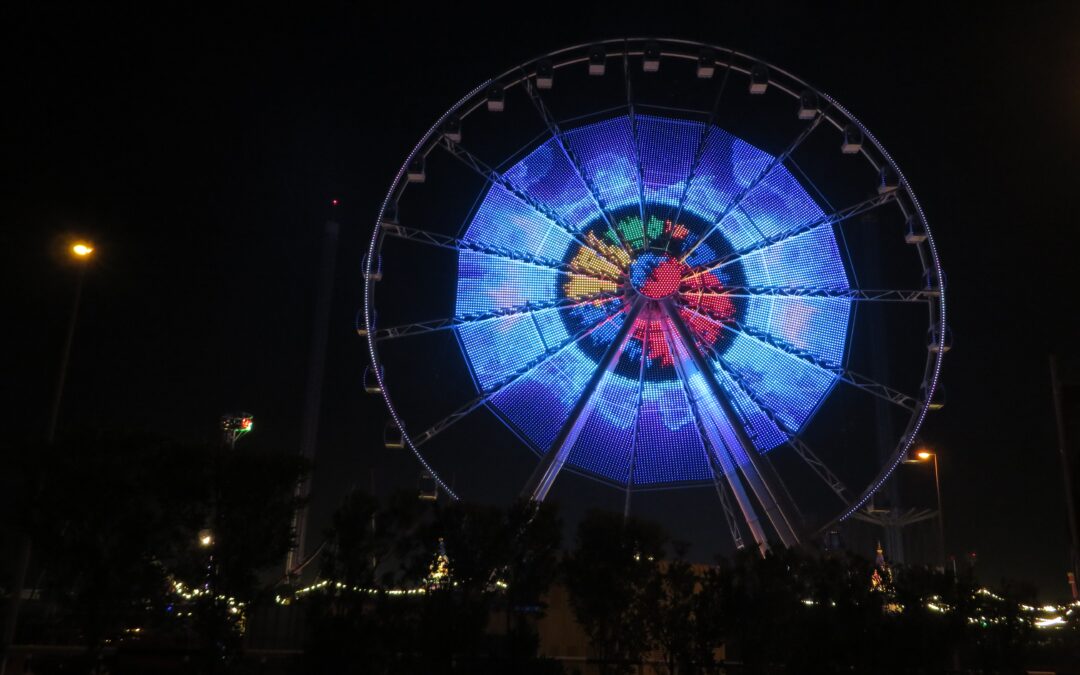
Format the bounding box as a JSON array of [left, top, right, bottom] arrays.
[[630, 253, 684, 299]]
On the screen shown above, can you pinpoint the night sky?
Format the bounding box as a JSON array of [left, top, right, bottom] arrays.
[[5, 4, 1080, 597]]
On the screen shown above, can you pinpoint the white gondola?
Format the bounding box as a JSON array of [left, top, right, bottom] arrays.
[[878, 166, 900, 193], [419, 471, 439, 501], [922, 383, 946, 411], [355, 308, 374, 338], [406, 157, 425, 183], [928, 324, 953, 354], [486, 85, 505, 112], [749, 63, 769, 94], [383, 419, 405, 449], [841, 125, 863, 154], [922, 270, 942, 298], [643, 42, 660, 72], [797, 90, 819, 119], [535, 59, 554, 89], [904, 216, 927, 244], [363, 253, 383, 282], [588, 45, 606, 76], [442, 116, 462, 143], [379, 204, 398, 228], [363, 365, 382, 395], [696, 48, 715, 79]]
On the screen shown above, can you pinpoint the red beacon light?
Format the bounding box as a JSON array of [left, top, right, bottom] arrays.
[[331, 198, 340, 207]]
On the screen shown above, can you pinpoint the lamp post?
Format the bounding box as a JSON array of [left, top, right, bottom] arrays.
[[906, 448, 945, 570], [1, 241, 95, 675], [46, 241, 94, 441]]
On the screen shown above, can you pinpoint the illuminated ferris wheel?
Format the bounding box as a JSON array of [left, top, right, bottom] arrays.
[[361, 39, 947, 552]]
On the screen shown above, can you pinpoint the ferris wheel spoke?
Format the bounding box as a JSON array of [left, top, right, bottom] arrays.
[[659, 312, 749, 550], [410, 302, 628, 448], [370, 290, 622, 341], [381, 221, 623, 283], [523, 79, 634, 258], [680, 112, 828, 263], [623, 304, 652, 519], [683, 190, 899, 280], [438, 136, 627, 269], [622, 48, 649, 251], [701, 344, 853, 506], [678, 303, 921, 412], [669, 56, 733, 236], [679, 285, 935, 303], [661, 302, 802, 550], [522, 299, 647, 502]]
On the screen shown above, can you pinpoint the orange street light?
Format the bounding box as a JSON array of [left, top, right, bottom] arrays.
[[71, 242, 94, 258], [906, 446, 945, 570]]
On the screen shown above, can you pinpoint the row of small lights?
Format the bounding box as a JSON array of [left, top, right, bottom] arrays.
[[171, 580, 245, 616], [274, 578, 510, 606], [276, 579, 1075, 630], [923, 590, 1079, 629], [110, 580, 247, 640]]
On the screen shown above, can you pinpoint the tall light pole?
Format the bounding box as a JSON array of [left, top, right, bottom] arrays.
[[46, 242, 94, 441], [1, 241, 94, 675], [906, 447, 945, 570]]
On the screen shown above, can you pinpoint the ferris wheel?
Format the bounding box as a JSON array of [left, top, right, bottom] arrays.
[[361, 39, 947, 553]]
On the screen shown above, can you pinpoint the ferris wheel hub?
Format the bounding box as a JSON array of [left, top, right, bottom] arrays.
[[629, 251, 685, 299]]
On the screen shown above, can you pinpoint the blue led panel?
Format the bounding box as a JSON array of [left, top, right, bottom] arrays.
[[454, 114, 852, 487], [562, 117, 639, 212], [502, 140, 604, 233], [637, 115, 703, 211], [565, 368, 637, 484]]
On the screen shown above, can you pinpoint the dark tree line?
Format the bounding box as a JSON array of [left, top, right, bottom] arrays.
[[5, 433, 308, 673], [306, 498, 1079, 675], [5, 436, 1078, 674], [304, 493, 564, 675]]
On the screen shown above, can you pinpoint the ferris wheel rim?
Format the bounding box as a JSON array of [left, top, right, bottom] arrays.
[[362, 37, 946, 536]]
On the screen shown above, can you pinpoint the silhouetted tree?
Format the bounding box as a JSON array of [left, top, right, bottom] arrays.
[[23, 433, 307, 673], [563, 510, 667, 674]]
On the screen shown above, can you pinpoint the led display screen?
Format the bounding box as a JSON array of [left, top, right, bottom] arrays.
[[455, 114, 852, 486]]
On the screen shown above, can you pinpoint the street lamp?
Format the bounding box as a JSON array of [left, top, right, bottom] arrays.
[[47, 240, 96, 441], [2, 240, 97, 675], [71, 242, 94, 257], [905, 447, 946, 571]]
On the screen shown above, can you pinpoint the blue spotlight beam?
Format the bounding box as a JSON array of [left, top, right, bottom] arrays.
[[438, 136, 625, 268], [679, 111, 827, 263], [522, 299, 646, 502], [686, 190, 898, 280], [371, 290, 621, 341], [381, 222, 623, 283], [662, 300, 801, 549], [411, 301, 626, 448], [660, 312, 749, 550]]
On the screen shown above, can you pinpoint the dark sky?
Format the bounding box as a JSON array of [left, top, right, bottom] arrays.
[[5, 3, 1080, 597]]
